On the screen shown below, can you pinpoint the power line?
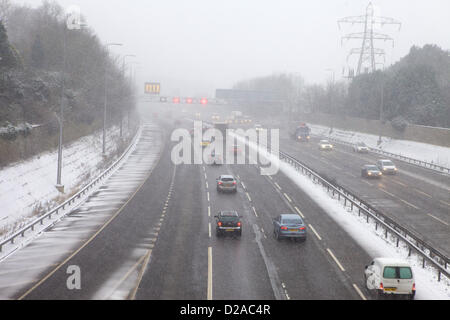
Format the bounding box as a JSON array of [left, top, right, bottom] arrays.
[[338, 2, 401, 76]]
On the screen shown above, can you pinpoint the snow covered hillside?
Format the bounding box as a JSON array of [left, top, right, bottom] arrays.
[[311, 124, 450, 168], [0, 126, 132, 236]]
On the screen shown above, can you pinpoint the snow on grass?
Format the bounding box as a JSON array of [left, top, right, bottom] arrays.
[[0, 126, 130, 238], [233, 132, 450, 300], [310, 124, 450, 168]]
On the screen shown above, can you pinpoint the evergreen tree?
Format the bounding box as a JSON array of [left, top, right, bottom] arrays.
[[31, 34, 44, 69], [0, 19, 16, 68]]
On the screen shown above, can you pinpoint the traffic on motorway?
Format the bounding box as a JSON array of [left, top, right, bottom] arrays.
[[0, 1, 448, 311]]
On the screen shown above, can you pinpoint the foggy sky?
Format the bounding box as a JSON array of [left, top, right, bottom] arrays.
[[17, 0, 450, 97]]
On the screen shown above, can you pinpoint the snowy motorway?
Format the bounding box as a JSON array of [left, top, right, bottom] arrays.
[[0, 102, 448, 300]]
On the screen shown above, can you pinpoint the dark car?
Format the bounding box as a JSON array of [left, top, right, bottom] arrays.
[[273, 214, 307, 241], [216, 175, 237, 193], [361, 165, 382, 178], [215, 211, 242, 237]]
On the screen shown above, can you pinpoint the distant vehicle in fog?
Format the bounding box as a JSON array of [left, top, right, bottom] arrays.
[[289, 123, 311, 142], [377, 160, 398, 175], [160, 97, 167, 103], [353, 142, 369, 153], [318, 140, 333, 150], [361, 165, 382, 178]]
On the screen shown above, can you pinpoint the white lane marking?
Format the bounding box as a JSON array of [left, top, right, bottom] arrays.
[[327, 248, 346, 272], [440, 200, 450, 207], [283, 193, 292, 203], [363, 180, 374, 186], [207, 192, 210, 202], [209, 223, 211, 238], [427, 214, 449, 226], [252, 206, 258, 217], [246, 192, 252, 202], [208, 206, 211, 217], [379, 188, 420, 210], [414, 189, 432, 198], [207, 247, 213, 300], [206, 182, 209, 189], [241, 181, 246, 189], [274, 182, 282, 190], [268, 176, 273, 180], [353, 284, 367, 300], [391, 179, 407, 187], [308, 224, 322, 240], [294, 206, 305, 219]]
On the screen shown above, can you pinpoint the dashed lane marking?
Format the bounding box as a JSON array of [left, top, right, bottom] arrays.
[[327, 248, 346, 272]]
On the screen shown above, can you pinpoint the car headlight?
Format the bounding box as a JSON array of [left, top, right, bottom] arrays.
[[368, 172, 372, 176]]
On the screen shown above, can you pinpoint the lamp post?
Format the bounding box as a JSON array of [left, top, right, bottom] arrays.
[[121, 54, 136, 137], [56, 19, 87, 193], [127, 61, 139, 131], [103, 43, 123, 156]]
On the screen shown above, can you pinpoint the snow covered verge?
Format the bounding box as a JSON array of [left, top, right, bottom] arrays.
[[233, 132, 450, 300], [310, 124, 450, 168], [0, 125, 134, 239]]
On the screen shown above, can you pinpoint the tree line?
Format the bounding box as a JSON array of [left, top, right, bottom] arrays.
[[0, 0, 135, 135], [233, 44, 450, 129]]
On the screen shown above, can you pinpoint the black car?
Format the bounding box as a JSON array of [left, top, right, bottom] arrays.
[[215, 211, 242, 237], [361, 165, 382, 178]]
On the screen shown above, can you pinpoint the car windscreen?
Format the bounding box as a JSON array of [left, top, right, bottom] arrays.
[[282, 219, 303, 225], [382, 161, 394, 166], [366, 166, 378, 170], [320, 141, 329, 144], [383, 266, 413, 279]]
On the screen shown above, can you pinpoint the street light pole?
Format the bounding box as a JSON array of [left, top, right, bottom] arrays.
[[55, 25, 67, 193], [121, 54, 136, 137], [103, 43, 123, 156]]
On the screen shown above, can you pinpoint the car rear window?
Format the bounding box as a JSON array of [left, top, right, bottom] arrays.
[[282, 218, 303, 225], [383, 267, 397, 279], [221, 177, 234, 182], [383, 266, 413, 279], [399, 267, 413, 279]]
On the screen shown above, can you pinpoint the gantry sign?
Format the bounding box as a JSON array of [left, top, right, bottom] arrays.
[[144, 82, 161, 95]]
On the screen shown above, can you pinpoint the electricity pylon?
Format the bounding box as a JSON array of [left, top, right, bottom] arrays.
[[338, 2, 401, 76]]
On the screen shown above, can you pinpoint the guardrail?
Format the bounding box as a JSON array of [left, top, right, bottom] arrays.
[[278, 149, 449, 282], [320, 135, 450, 174], [0, 125, 142, 257]]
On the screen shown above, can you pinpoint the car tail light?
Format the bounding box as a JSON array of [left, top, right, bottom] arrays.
[[412, 283, 416, 291], [281, 226, 288, 230], [233, 181, 236, 185], [299, 227, 306, 230], [218, 222, 222, 227], [379, 282, 384, 290], [237, 222, 241, 227], [218, 182, 223, 185]]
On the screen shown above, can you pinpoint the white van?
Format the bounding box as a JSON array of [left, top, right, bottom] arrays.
[[364, 258, 416, 299]]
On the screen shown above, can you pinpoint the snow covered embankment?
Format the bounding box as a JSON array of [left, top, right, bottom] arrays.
[[310, 124, 450, 168], [0, 126, 130, 237]]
